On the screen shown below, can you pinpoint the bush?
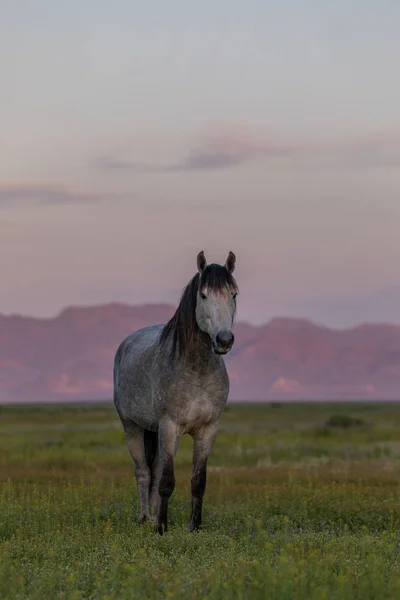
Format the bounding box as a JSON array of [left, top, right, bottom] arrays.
[[325, 413, 365, 429]]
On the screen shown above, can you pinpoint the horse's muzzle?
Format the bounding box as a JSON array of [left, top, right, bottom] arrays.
[[212, 331, 234, 355]]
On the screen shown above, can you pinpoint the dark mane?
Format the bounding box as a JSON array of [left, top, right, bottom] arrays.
[[159, 264, 238, 357]]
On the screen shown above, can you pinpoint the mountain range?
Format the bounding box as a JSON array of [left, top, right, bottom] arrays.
[[1, 302, 400, 403]]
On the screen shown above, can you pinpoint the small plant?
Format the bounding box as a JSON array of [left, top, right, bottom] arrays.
[[325, 413, 365, 429]]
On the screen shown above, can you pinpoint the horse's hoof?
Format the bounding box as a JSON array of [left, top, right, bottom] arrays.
[[189, 521, 202, 533], [138, 513, 148, 526], [156, 521, 168, 535]]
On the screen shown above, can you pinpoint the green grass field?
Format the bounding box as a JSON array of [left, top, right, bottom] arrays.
[[1, 401, 400, 599]]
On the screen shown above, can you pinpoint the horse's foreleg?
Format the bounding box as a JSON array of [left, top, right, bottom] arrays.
[[123, 422, 151, 525], [190, 421, 219, 532], [157, 418, 179, 535]]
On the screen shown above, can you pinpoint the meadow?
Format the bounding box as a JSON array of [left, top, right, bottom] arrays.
[[1, 401, 400, 599]]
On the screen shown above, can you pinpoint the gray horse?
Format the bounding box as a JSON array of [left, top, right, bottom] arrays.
[[113, 251, 238, 534]]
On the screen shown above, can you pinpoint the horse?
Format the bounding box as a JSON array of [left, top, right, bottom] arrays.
[[113, 250, 238, 534]]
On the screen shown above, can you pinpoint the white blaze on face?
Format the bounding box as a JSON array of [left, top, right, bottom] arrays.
[[195, 285, 236, 342]]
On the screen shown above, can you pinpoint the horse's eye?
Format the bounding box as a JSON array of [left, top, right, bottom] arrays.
[[200, 293, 207, 300], [232, 292, 237, 300]]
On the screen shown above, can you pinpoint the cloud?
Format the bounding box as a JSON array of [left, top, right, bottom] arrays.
[[93, 123, 400, 174], [95, 151, 246, 173], [0, 184, 97, 206], [93, 122, 295, 174]]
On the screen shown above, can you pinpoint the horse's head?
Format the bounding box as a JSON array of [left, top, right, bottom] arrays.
[[195, 251, 238, 355]]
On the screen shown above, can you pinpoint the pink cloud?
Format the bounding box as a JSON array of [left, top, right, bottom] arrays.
[[0, 183, 106, 206]]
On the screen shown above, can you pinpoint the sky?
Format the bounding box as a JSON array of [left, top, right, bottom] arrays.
[[1, 0, 400, 327]]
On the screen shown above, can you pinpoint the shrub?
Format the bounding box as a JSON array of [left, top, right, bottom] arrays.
[[325, 413, 365, 429]]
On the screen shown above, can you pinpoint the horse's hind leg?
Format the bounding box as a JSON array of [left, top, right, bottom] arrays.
[[149, 450, 161, 521], [143, 430, 160, 520], [190, 422, 219, 532], [157, 417, 179, 535], [122, 421, 151, 525]]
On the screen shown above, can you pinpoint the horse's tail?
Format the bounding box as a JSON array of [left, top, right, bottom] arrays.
[[144, 429, 158, 469]]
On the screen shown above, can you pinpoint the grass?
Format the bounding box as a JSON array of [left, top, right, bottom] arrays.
[[1, 401, 400, 599]]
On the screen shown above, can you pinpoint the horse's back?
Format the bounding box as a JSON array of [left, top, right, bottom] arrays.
[[115, 325, 163, 361], [113, 324, 163, 428]]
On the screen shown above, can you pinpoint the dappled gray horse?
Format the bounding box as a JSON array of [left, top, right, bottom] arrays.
[[114, 251, 238, 534]]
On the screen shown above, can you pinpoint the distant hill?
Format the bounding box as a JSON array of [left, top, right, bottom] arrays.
[[1, 303, 400, 402]]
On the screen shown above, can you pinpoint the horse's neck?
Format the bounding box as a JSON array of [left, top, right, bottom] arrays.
[[182, 331, 219, 372], [160, 328, 216, 371]]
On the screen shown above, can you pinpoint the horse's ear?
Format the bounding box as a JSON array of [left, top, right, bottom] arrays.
[[197, 251, 207, 273], [224, 251, 236, 274]]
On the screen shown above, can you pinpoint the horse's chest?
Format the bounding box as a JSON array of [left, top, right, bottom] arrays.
[[181, 374, 226, 403], [178, 396, 218, 434], [156, 362, 228, 432], [172, 378, 226, 433]]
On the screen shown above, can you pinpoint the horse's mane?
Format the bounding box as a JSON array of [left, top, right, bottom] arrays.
[[159, 264, 238, 357]]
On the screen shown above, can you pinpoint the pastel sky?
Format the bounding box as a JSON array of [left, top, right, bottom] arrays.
[[1, 0, 400, 327]]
